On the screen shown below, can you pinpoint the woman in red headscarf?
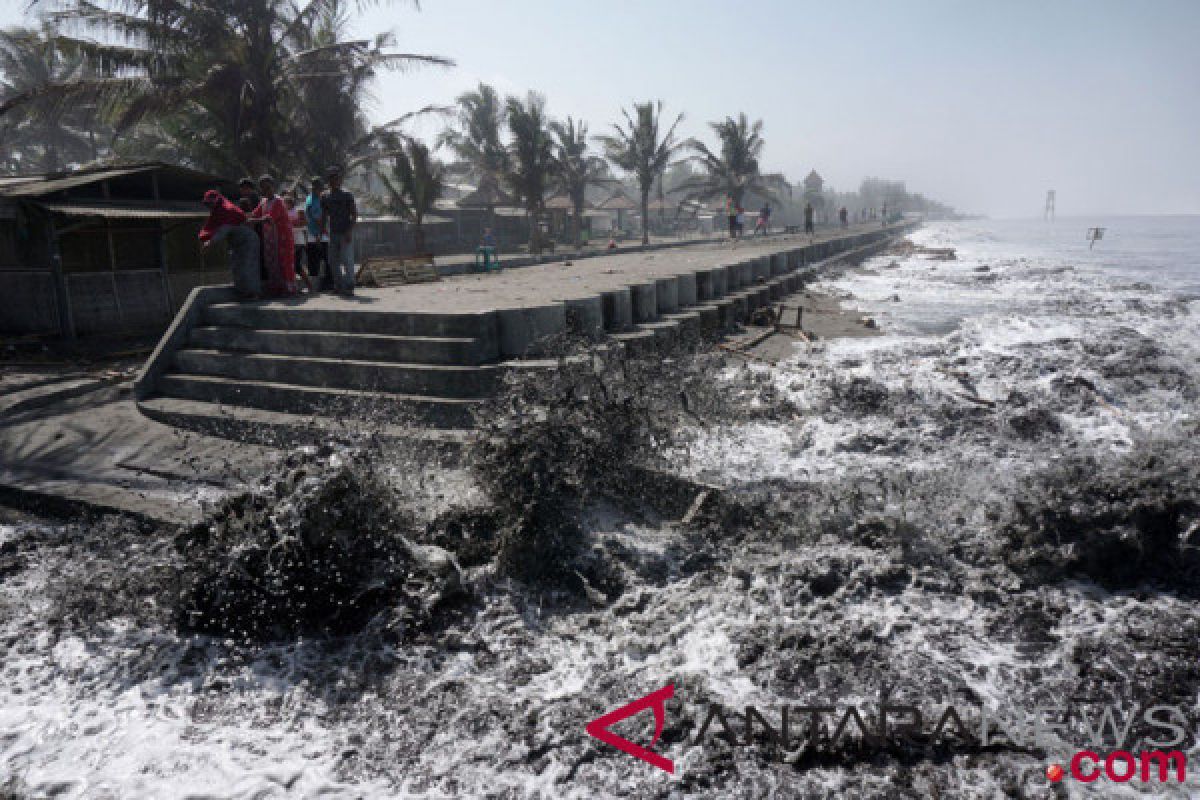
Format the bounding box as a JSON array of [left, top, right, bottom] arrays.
[[249, 174, 297, 296], [199, 189, 261, 298]]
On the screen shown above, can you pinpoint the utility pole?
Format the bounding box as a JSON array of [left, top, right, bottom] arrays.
[[1044, 190, 1056, 221]]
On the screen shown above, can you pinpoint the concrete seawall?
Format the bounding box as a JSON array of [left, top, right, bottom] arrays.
[[135, 223, 916, 433]]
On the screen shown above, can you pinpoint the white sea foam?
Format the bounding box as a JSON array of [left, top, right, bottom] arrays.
[[2, 218, 1198, 798]]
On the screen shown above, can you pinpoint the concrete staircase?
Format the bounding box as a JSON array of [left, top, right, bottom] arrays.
[[139, 301, 504, 437]]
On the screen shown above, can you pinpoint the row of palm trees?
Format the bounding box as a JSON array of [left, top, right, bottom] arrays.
[[393, 84, 786, 252], [0, 2, 868, 254]]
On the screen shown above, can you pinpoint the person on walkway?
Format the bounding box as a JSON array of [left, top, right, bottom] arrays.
[[736, 205, 746, 238], [726, 196, 737, 239], [250, 175, 298, 296], [804, 202, 815, 235], [755, 204, 770, 236], [304, 177, 330, 290], [285, 189, 314, 292], [199, 189, 261, 299], [322, 166, 358, 295], [881, 203, 889, 228], [477, 227, 498, 271], [839, 206, 849, 228]]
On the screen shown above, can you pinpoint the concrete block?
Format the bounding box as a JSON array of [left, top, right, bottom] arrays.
[[752, 257, 770, 282], [601, 288, 633, 331], [564, 295, 604, 337], [498, 303, 566, 357], [711, 266, 729, 297], [631, 282, 658, 323], [655, 277, 679, 314], [735, 260, 755, 288], [676, 273, 697, 306]]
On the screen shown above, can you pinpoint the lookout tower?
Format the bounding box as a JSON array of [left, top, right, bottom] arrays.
[[1045, 190, 1056, 220], [804, 170, 824, 196]]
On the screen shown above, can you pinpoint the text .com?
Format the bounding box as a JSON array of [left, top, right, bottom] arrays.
[[1046, 750, 1187, 785]]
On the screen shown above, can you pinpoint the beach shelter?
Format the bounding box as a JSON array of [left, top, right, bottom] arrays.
[[455, 177, 516, 243], [596, 191, 638, 233]]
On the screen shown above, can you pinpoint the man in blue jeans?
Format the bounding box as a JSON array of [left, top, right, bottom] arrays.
[[304, 177, 331, 290], [322, 166, 358, 295]]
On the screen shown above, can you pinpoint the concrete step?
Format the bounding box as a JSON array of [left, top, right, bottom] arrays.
[[203, 303, 497, 339], [173, 349, 499, 398], [188, 326, 495, 365], [156, 373, 480, 427], [137, 396, 474, 455]]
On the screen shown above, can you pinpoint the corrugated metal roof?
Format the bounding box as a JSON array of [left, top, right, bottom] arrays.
[[0, 176, 39, 188], [35, 201, 209, 220], [3, 166, 159, 198], [0, 162, 230, 199]]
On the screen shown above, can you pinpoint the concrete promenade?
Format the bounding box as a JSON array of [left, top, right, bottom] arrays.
[[131, 223, 910, 433]]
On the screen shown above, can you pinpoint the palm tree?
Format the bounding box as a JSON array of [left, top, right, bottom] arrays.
[[598, 101, 685, 245], [3, 1, 451, 176], [0, 25, 107, 172], [377, 137, 445, 254], [682, 113, 787, 210], [440, 82, 509, 186], [504, 92, 556, 254], [549, 116, 608, 249]]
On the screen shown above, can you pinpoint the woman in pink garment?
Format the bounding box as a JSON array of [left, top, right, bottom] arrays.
[[249, 174, 297, 296]]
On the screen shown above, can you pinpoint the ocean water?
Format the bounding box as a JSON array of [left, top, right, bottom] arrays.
[[1, 217, 1198, 799]]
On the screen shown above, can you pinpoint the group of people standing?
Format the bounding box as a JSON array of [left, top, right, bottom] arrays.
[[725, 197, 773, 239], [198, 166, 358, 301]]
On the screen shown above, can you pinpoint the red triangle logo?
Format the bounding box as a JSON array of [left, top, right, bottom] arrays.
[[585, 684, 675, 774]]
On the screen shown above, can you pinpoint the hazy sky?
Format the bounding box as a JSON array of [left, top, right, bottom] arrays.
[[7, 0, 1199, 217]]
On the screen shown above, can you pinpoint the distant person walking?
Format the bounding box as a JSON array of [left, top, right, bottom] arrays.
[[881, 203, 888, 228], [755, 204, 771, 236], [839, 207, 849, 228], [804, 202, 814, 235], [322, 166, 358, 296], [736, 205, 746, 238], [199, 189, 260, 299], [304, 178, 330, 290], [726, 196, 737, 239]]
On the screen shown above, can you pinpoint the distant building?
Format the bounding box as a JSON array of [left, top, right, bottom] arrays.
[[803, 169, 824, 196], [0, 162, 234, 339], [802, 170, 826, 223]]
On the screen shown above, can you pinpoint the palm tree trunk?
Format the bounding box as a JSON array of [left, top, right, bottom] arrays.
[[414, 220, 426, 254], [572, 198, 583, 249], [640, 186, 650, 245]]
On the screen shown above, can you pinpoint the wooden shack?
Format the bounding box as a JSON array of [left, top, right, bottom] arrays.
[[0, 162, 234, 339]]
